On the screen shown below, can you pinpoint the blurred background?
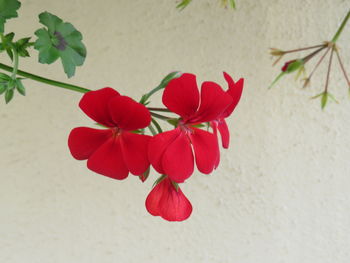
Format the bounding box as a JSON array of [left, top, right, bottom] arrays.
[[1, 0, 350, 262]]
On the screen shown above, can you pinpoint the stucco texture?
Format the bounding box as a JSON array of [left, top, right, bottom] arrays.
[[1, 0, 350, 262]]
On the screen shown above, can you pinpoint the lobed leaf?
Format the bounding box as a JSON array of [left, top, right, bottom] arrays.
[[34, 12, 86, 78], [0, 0, 21, 33]]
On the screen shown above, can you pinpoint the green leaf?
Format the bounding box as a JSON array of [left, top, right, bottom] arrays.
[[0, 83, 6, 94], [15, 78, 25, 95], [167, 118, 179, 127], [139, 167, 150, 183], [268, 72, 285, 89], [0, 32, 15, 59], [34, 11, 87, 78], [176, 0, 192, 10], [0, 72, 10, 80], [321, 92, 328, 109], [15, 37, 32, 57], [4, 87, 13, 103], [171, 181, 180, 191], [152, 174, 167, 188], [327, 92, 339, 104], [0, 0, 21, 33]]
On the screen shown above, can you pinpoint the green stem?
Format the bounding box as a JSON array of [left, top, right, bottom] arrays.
[[147, 123, 157, 136], [150, 112, 172, 121], [0, 63, 91, 93], [151, 118, 163, 133], [11, 47, 19, 79], [140, 71, 180, 104], [148, 107, 171, 112], [331, 10, 350, 43]]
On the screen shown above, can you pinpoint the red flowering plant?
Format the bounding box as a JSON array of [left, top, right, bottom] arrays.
[[68, 72, 244, 221], [0, 0, 244, 222]]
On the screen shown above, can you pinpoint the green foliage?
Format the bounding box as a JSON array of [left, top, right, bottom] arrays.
[[140, 71, 181, 105], [177, 0, 192, 10], [0, 71, 26, 103], [34, 12, 86, 78], [15, 37, 31, 57], [311, 91, 339, 109], [0, 0, 21, 33], [0, 32, 14, 60]]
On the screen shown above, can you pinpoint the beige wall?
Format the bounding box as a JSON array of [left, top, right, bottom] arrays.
[[1, 0, 350, 262]]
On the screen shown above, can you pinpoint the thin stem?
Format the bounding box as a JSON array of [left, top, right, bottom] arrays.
[[139, 71, 180, 104], [284, 44, 326, 54], [150, 112, 172, 121], [325, 48, 334, 93], [332, 10, 350, 43], [151, 118, 163, 133], [0, 63, 91, 93], [147, 107, 171, 112], [147, 123, 157, 136], [302, 45, 327, 63], [11, 47, 19, 79], [306, 46, 331, 82], [335, 47, 350, 88]]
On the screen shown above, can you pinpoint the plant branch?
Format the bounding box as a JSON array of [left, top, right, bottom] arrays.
[[335, 48, 350, 88], [11, 47, 19, 79], [332, 10, 350, 43], [150, 112, 172, 121], [324, 48, 334, 93], [284, 44, 326, 54], [0, 63, 91, 94], [305, 46, 331, 85], [148, 107, 171, 112]]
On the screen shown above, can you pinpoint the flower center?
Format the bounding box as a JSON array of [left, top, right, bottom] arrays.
[[111, 127, 122, 137], [178, 120, 193, 134]]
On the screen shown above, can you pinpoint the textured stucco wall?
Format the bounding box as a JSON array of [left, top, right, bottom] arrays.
[[1, 0, 350, 262]]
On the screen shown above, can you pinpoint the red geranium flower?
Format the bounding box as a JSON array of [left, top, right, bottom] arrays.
[[68, 87, 151, 180], [148, 73, 233, 183], [145, 176, 192, 222], [211, 72, 244, 149]]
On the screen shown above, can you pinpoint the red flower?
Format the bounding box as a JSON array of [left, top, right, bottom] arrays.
[[211, 72, 244, 149], [68, 87, 151, 180], [148, 73, 233, 183], [145, 176, 192, 221]]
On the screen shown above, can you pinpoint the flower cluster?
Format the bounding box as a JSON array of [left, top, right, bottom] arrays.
[[68, 72, 243, 221]]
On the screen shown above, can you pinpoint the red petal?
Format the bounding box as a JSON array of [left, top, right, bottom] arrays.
[[190, 128, 219, 174], [108, 96, 151, 131], [79, 87, 120, 127], [68, 127, 112, 160], [159, 178, 193, 221], [222, 72, 244, 117], [189, 81, 233, 123], [162, 130, 194, 183], [162, 73, 200, 120], [148, 129, 181, 174], [145, 177, 193, 221], [87, 137, 129, 180], [120, 132, 151, 175], [145, 177, 167, 216], [217, 119, 230, 149]]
